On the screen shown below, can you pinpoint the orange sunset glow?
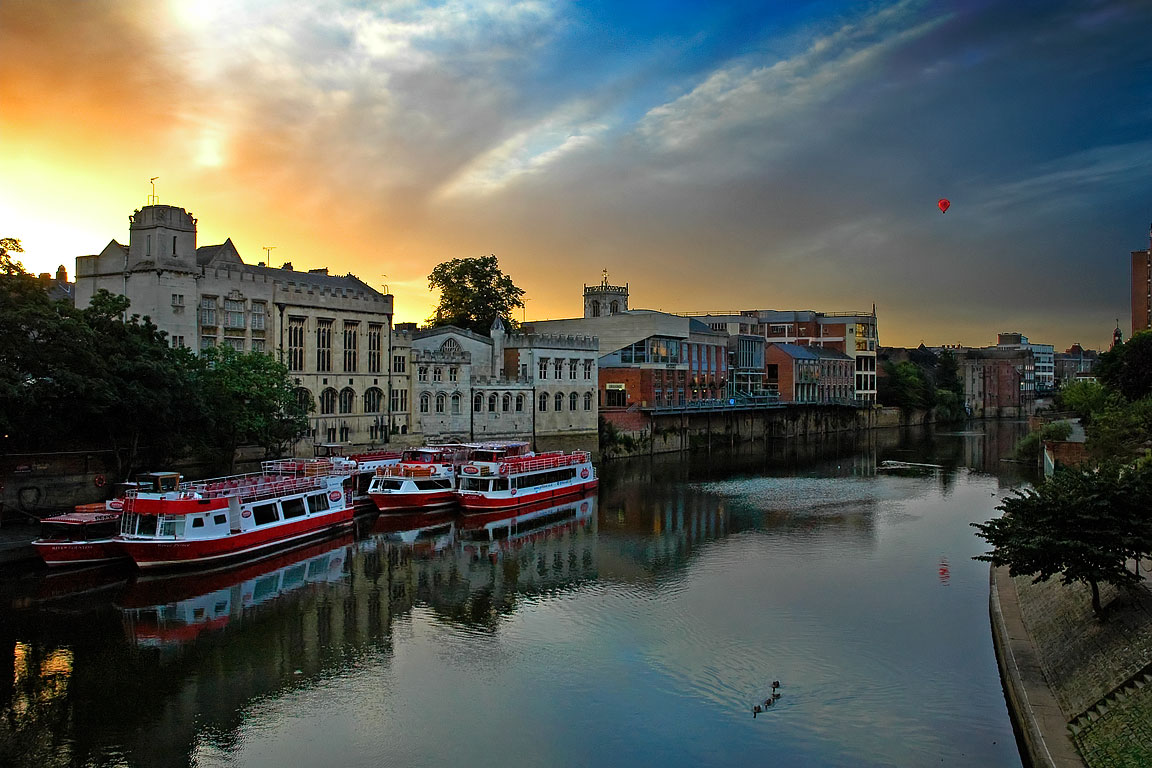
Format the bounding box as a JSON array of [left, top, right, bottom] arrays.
[[3, 0, 1149, 348]]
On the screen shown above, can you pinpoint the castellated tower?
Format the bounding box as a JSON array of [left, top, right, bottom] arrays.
[[127, 204, 198, 273], [583, 271, 628, 318]]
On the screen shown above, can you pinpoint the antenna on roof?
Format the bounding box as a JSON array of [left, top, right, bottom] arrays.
[[263, 246, 276, 259], [148, 177, 159, 205]]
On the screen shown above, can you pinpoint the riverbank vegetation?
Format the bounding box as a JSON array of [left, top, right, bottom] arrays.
[[877, 347, 966, 421], [975, 331, 1152, 619], [1, 245, 308, 478]]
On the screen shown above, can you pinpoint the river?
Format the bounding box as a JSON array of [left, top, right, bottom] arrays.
[[0, 422, 1033, 767]]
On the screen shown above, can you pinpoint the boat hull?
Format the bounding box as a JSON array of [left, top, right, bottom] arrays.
[[369, 490, 457, 513], [33, 539, 127, 568], [457, 479, 598, 513], [117, 508, 355, 569]]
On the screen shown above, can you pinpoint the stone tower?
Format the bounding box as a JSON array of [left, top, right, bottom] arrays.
[[127, 204, 198, 272], [583, 271, 628, 318]]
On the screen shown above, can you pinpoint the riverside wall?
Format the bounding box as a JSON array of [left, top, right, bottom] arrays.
[[600, 405, 938, 458]]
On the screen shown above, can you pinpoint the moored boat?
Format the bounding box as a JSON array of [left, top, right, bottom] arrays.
[[455, 450, 597, 512], [116, 459, 358, 569], [366, 445, 470, 512], [33, 506, 126, 567]]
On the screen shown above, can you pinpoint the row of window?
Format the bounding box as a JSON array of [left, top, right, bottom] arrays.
[[415, 391, 597, 414], [286, 318, 387, 374], [417, 366, 459, 382], [536, 358, 595, 380], [198, 297, 267, 331]]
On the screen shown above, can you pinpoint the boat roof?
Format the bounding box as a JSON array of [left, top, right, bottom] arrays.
[[42, 511, 121, 525]]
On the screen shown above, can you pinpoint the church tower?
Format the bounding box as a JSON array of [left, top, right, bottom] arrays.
[[583, 270, 628, 318]]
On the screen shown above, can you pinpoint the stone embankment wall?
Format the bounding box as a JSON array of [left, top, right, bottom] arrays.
[[600, 405, 938, 459]]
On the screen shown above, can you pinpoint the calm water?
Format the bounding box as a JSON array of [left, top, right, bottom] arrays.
[[1, 423, 1033, 768]]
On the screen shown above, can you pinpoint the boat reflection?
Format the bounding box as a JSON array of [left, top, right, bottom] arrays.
[[118, 533, 354, 649]]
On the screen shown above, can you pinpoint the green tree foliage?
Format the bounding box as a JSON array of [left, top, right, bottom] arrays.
[[1055, 379, 1115, 422], [0, 237, 25, 275], [1096, 330, 1152, 401], [973, 463, 1152, 618], [878, 360, 933, 410], [427, 255, 524, 335], [1014, 420, 1074, 461], [1085, 397, 1152, 461], [197, 345, 310, 472], [0, 281, 307, 478]]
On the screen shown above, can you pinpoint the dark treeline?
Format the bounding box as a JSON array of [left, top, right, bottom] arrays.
[[1, 252, 307, 481], [877, 346, 965, 419]]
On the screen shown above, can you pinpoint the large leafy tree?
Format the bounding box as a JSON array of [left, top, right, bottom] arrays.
[[1, 237, 25, 275], [427, 254, 525, 335], [973, 463, 1152, 618], [197, 345, 310, 472], [1096, 330, 1152, 401], [878, 360, 934, 410]]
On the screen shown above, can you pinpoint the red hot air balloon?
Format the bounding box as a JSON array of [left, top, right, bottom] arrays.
[[938, 198, 950, 214]]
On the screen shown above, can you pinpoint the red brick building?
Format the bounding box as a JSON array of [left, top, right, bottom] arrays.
[[1132, 229, 1152, 337]]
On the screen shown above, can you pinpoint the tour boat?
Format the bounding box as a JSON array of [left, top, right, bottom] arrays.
[[312, 444, 401, 511], [455, 450, 598, 512], [31, 480, 148, 567], [32, 505, 127, 567], [116, 459, 359, 569], [366, 445, 472, 512]]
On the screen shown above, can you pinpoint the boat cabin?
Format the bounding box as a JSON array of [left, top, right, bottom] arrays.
[[37, 512, 121, 542], [135, 472, 182, 494]]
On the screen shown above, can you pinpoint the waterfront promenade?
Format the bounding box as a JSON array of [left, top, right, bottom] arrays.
[[993, 564, 1152, 768]]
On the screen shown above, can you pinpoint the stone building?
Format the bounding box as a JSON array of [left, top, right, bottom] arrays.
[[410, 320, 598, 441], [959, 348, 1034, 418], [74, 202, 405, 447]]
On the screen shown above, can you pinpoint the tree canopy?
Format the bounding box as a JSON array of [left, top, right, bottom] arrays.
[[1096, 330, 1152, 401], [427, 255, 525, 335], [0, 269, 308, 479], [973, 462, 1152, 617]]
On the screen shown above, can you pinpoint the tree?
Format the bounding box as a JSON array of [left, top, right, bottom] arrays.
[[1096, 330, 1152, 401], [197, 345, 310, 472], [427, 255, 525, 335], [1056, 379, 1114, 422], [973, 463, 1152, 618], [0, 237, 25, 275], [878, 360, 933, 410]]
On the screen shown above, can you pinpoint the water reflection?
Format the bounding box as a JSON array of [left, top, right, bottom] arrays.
[[0, 424, 1032, 768]]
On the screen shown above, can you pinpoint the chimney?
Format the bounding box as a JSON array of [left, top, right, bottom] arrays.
[[56, 265, 68, 282]]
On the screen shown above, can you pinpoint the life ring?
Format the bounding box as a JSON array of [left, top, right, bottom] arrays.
[[499, 464, 508, 475], [94, 474, 107, 488]]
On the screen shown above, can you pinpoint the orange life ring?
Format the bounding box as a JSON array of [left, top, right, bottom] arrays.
[[94, 474, 107, 488]]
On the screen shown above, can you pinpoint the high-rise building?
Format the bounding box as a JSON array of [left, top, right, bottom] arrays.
[[1131, 225, 1152, 337]]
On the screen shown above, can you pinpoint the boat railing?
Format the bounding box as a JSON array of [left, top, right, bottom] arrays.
[[125, 473, 331, 504], [376, 464, 442, 478], [496, 451, 590, 474]]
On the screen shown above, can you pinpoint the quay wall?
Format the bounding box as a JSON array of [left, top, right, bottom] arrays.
[[600, 405, 939, 459]]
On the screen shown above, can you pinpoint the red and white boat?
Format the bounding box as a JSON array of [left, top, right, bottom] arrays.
[[116, 459, 358, 569], [31, 480, 147, 567], [455, 451, 598, 512], [32, 505, 126, 567], [312, 443, 402, 512], [366, 445, 471, 512]]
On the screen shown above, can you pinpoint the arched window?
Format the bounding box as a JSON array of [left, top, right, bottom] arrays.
[[320, 388, 337, 415], [488, 394, 497, 412], [339, 388, 355, 414], [364, 387, 383, 413], [474, 393, 483, 412], [439, 338, 461, 354], [420, 393, 430, 413], [584, 391, 593, 410], [516, 394, 524, 412], [451, 393, 461, 414], [436, 393, 446, 413], [433, 367, 442, 382], [295, 388, 313, 413], [610, 300, 619, 314], [554, 392, 563, 411], [570, 392, 578, 411], [418, 366, 428, 382], [539, 393, 548, 411], [502, 393, 511, 412], [591, 301, 600, 317]]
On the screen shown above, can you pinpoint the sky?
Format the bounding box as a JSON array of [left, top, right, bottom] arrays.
[[2, 0, 1150, 350]]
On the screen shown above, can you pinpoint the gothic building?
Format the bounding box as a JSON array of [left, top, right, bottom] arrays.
[[74, 202, 405, 447]]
